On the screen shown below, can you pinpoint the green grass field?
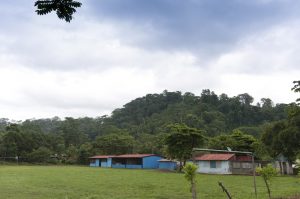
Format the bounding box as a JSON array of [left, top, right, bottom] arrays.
[[0, 166, 299, 199]]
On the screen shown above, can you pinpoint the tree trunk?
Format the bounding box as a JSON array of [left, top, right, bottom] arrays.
[[179, 161, 183, 172], [264, 178, 271, 199], [191, 180, 197, 199]]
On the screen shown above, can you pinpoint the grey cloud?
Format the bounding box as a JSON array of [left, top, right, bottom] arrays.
[[87, 0, 298, 55]]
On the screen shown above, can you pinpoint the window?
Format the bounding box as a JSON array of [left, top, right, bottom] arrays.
[[210, 161, 216, 168], [233, 162, 240, 169], [242, 163, 252, 169]]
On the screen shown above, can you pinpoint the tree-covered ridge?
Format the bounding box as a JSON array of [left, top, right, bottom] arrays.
[[0, 89, 291, 164], [108, 90, 288, 137]]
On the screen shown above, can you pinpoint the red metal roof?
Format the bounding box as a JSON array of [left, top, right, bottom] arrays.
[[115, 154, 159, 158], [89, 155, 115, 159], [90, 154, 161, 159], [195, 154, 235, 161]]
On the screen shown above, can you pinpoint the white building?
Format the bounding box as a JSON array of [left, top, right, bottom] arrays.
[[195, 153, 253, 175]]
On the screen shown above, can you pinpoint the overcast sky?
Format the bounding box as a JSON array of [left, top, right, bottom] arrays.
[[0, 0, 299, 120]]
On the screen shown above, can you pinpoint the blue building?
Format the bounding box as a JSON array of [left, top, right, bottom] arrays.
[[89, 155, 113, 168], [158, 159, 177, 170], [90, 154, 163, 169]]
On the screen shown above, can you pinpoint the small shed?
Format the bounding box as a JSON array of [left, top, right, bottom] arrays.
[[195, 153, 253, 175], [158, 159, 177, 170]]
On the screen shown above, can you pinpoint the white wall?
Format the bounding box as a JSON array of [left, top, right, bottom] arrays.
[[196, 160, 232, 174]]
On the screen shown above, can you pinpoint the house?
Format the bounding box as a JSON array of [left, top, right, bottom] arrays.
[[90, 154, 163, 169], [158, 159, 177, 170], [195, 153, 254, 175]]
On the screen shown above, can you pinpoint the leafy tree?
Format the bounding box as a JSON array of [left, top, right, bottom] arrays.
[[209, 130, 257, 152], [65, 145, 78, 164], [183, 162, 198, 199], [59, 117, 88, 147], [77, 143, 93, 164], [256, 164, 278, 199], [262, 105, 300, 161], [292, 80, 300, 104], [164, 124, 204, 170], [261, 98, 274, 109], [94, 133, 135, 155], [0, 89, 291, 164], [261, 81, 300, 161], [234, 126, 262, 138], [230, 130, 257, 152], [35, 0, 82, 22], [238, 93, 254, 105], [26, 147, 52, 163]]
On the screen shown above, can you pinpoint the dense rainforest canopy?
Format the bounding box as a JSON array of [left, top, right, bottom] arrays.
[[0, 89, 297, 164]]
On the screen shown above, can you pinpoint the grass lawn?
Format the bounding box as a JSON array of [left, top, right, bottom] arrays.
[[0, 166, 299, 199]]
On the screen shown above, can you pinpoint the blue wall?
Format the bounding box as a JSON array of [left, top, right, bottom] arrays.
[[158, 161, 177, 170], [90, 156, 162, 169], [107, 158, 112, 167], [90, 158, 112, 167], [112, 164, 126, 168], [143, 156, 162, 169], [125, 164, 142, 169], [90, 159, 100, 167]]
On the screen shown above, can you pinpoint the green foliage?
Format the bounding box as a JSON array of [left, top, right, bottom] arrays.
[[256, 164, 278, 181], [292, 80, 300, 104], [262, 104, 300, 161], [94, 133, 135, 155], [234, 126, 262, 138], [209, 130, 255, 151], [0, 90, 291, 164], [183, 162, 198, 182], [59, 117, 88, 147], [183, 162, 198, 199], [26, 147, 52, 163], [164, 124, 203, 169], [256, 164, 278, 199], [65, 145, 78, 164], [77, 143, 93, 165], [34, 0, 82, 22]]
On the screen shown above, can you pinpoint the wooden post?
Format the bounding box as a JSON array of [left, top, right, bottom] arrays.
[[218, 181, 232, 199], [252, 154, 257, 199]]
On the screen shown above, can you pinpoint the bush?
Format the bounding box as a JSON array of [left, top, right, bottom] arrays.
[[256, 164, 278, 199], [26, 147, 52, 163]]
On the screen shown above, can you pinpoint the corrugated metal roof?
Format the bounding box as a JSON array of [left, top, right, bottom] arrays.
[[195, 153, 235, 161], [115, 154, 159, 158], [89, 155, 115, 159], [90, 154, 161, 159], [158, 159, 176, 162]]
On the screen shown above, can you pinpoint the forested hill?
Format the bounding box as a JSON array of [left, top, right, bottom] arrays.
[[0, 89, 290, 164], [106, 90, 287, 137]]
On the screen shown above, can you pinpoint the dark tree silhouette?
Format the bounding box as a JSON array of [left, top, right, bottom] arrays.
[[34, 0, 82, 22]]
